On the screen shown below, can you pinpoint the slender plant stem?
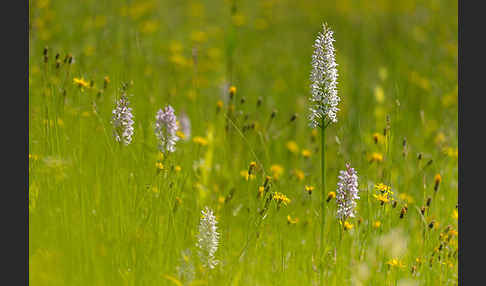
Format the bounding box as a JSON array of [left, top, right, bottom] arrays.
[[320, 121, 326, 284]]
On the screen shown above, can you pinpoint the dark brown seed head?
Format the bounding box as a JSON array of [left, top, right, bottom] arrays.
[[400, 206, 408, 219], [257, 97, 262, 107], [290, 113, 297, 122], [271, 109, 277, 119]]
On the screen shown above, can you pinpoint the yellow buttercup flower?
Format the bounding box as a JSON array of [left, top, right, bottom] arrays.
[[373, 221, 381, 228]]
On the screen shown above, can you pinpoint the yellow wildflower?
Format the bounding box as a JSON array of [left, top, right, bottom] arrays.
[[248, 161, 257, 175], [293, 169, 305, 181], [151, 186, 159, 194], [258, 186, 264, 198], [343, 221, 354, 230], [305, 185, 314, 195], [434, 174, 442, 191], [73, 77, 89, 89], [29, 154, 39, 161], [272, 192, 291, 206], [369, 152, 383, 163], [193, 136, 208, 146], [240, 170, 255, 181], [229, 86, 237, 97], [452, 209, 458, 220], [386, 258, 405, 269], [373, 193, 390, 205], [443, 147, 458, 159], [174, 165, 181, 172], [373, 221, 381, 228], [287, 215, 299, 224], [301, 149, 312, 158], [286, 141, 299, 154], [176, 130, 186, 140], [270, 164, 284, 180], [326, 191, 336, 202], [374, 183, 392, 194], [155, 162, 164, 170], [216, 100, 223, 111], [374, 85, 385, 103], [218, 196, 225, 204], [399, 193, 414, 204]]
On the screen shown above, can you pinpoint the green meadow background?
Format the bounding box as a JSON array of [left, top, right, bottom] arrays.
[[29, 0, 458, 285]]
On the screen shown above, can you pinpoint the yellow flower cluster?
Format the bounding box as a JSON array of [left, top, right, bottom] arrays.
[[386, 258, 405, 268], [272, 192, 291, 206], [373, 183, 394, 204]]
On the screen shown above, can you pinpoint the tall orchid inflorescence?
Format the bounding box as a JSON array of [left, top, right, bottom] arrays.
[[111, 92, 135, 145], [196, 206, 220, 270], [336, 163, 359, 221], [309, 23, 340, 128], [155, 105, 179, 153]]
